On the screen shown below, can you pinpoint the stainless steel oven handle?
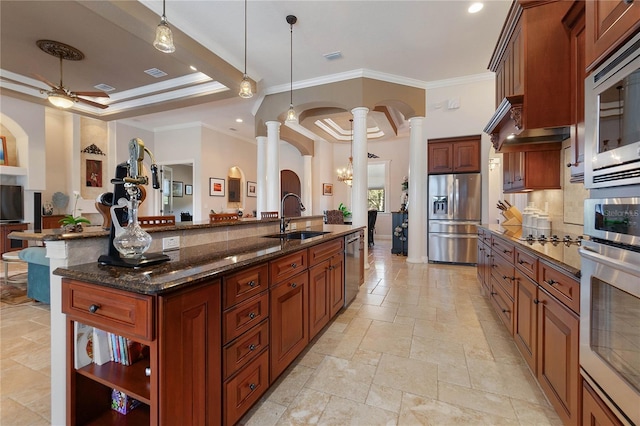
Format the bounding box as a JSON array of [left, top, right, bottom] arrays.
[[579, 246, 640, 276]]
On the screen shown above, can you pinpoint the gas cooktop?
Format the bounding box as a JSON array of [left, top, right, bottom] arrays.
[[520, 233, 584, 247]]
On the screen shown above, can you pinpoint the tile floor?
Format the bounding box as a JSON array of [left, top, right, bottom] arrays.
[[0, 241, 562, 425]]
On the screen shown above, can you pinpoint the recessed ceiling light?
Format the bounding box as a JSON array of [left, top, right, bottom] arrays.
[[235, 118, 243, 123], [190, 65, 197, 71], [468, 2, 483, 13]]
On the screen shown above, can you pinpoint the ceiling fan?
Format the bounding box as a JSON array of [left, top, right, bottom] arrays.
[[33, 40, 109, 109]]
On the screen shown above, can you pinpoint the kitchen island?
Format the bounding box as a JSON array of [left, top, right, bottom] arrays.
[[9, 216, 364, 425]]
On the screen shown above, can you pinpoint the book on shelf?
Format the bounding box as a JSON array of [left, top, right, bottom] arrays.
[[92, 328, 111, 366], [111, 389, 142, 414], [74, 322, 93, 369]]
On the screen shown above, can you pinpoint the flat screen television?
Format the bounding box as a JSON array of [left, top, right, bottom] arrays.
[[0, 185, 24, 223]]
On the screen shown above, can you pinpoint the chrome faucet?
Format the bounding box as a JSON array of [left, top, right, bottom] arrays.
[[280, 193, 306, 233]]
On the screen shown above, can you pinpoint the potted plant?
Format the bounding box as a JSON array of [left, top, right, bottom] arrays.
[[59, 191, 91, 232], [338, 203, 352, 220]]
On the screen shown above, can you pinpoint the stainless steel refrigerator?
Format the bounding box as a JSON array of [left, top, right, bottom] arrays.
[[428, 173, 481, 264]]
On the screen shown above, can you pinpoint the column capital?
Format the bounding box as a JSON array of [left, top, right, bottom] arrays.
[[351, 107, 369, 116], [409, 116, 425, 125], [266, 120, 281, 130]]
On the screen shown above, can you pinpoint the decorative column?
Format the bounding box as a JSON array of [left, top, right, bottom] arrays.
[[303, 154, 312, 215], [407, 116, 426, 263], [351, 107, 369, 268], [265, 121, 281, 213], [256, 136, 267, 217]]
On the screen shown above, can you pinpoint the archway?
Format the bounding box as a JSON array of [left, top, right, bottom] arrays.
[[281, 170, 301, 217]]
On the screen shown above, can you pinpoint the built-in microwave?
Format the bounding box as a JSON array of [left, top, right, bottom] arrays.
[[585, 31, 640, 189]]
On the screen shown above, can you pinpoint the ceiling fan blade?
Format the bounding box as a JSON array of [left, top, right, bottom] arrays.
[[74, 90, 109, 98], [76, 96, 109, 109], [32, 73, 57, 89]]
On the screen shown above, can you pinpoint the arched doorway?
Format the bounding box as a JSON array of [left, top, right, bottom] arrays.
[[281, 169, 301, 217]]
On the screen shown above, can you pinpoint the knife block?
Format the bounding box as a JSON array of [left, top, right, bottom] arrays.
[[501, 206, 522, 226]]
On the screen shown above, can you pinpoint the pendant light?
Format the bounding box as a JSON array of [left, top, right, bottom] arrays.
[[238, 0, 253, 98], [285, 15, 297, 122], [154, 0, 175, 53], [337, 119, 354, 186]]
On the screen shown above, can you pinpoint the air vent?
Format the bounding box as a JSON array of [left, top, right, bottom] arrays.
[[144, 68, 168, 78], [94, 83, 115, 92], [323, 51, 343, 61]]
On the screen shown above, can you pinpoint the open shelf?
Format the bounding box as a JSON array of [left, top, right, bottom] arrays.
[[77, 359, 151, 404]]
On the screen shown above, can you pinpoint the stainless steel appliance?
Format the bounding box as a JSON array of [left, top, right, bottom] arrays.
[[428, 173, 481, 264], [585, 32, 640, 189], [344, 232, 361, 307], [579, 197, 640, 425]]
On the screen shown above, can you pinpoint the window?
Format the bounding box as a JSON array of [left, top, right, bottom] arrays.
[[367, 161, 389, 212]]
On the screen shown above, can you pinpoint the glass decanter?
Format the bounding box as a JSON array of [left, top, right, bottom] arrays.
[[112, 187, 152, 258]]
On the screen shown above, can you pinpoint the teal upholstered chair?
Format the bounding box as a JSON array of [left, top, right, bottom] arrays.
[[18, 247, 50, 304]]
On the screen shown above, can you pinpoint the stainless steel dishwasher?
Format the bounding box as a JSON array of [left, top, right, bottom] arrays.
[[344, 232, 361, 307]]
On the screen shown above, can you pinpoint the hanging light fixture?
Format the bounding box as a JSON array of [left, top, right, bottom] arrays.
[[285, 15, 297, 122], [153, 0, 175, 53], [337, 119, 354, 186], [239, 0, 253, 98]]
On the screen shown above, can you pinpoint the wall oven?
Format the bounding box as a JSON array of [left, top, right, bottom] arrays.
[[585, 31, 640, 189], [580, 198, 640, 425]]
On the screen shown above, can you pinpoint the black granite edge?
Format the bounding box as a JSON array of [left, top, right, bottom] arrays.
[[479, 224, 581, 278], [8, 215, 325, 242], [53, 225, 363, 295]]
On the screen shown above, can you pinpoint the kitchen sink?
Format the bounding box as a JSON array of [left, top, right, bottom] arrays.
[[263, 231, 330, 240]]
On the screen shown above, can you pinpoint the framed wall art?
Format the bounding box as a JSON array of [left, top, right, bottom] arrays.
[[172, 181, 184, 197], [210, 177, 225, 197], [0, 136, 7, 166], [322, 183, 333, 196], [247, 181, 257, 197], [86, 159, 103, 187], [185, 184, 193, 195]]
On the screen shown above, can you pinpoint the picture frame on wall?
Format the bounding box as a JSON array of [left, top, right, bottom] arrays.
[[322, 183, 333, 196], [210, 177, 225, 197], [0, 136, 7, 166], [172, 181, 184, 197], [185, 184, 193, 195], [86, 159, 103, 187], [247, 181, 257, 197]]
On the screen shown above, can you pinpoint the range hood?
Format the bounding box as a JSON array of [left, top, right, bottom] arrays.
[[484, 95, 570, 151]]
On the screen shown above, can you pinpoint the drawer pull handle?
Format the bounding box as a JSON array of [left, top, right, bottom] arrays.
[[291, 262, 297, 268], [503, 249, 511, 254], [248, 280, 256, 288], [518, 260, 529, 265], [490, 291, 497, 296], [546, 279, 557, 286], [291, 283, 297, 288], [249, 312, 256, 320], [249, 344, 256, 351], [533, 299, 539, 304], [89, 304, 100, 314], [249, 383, 257, 391], [501, 308, 510, 313]]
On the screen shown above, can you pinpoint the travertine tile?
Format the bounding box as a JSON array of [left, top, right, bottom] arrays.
[[277, 388, 332, 425], [373, 353, 438, 399], [305, 356, 376, 403], [365, 383, 403, 414], [318, 395, 398, 426], [510, 398, 562, 425], [357, 304, 399, 323], [266, 363, 314, 406], [437, 381, 518, 419], [239, 399, 287, 426], [359, 321, 413, 357]]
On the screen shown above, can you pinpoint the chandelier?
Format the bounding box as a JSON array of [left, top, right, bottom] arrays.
[[337, 119, 354, 186]]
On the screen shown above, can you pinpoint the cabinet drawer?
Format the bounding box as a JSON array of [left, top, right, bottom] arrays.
[[223, 263, 269, 309], [539, 262, 580, 314], [223, 292, 269, 344], [490, 278, 514, 335], [223, 349, 269, 426], [62, 279, 153, 341], [270, 249, 307, 284], [491, 253, 515, 300], [491, 236, 515, 263], [308, 238, 344, 266], [515, 247, 538, 281], [223, 320, 269, 379]]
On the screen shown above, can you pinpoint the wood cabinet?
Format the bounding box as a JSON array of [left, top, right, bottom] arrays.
[[308, 240, 344, 340], [564, 2, 586, 183], [0, 222, 28, 254], [428, 135, 481, 174], [477, 227, 581, 426], [42, 214, 65, 229], [63, 278, 222, 425], [502, 149, 561, 193], [537, 285, 579, 426], [270, 269, 309, 381], [486, 1, 573, 151], [581, 378, 624, 426], [476, 229, 492, 295], [585, 0, 640, 72]]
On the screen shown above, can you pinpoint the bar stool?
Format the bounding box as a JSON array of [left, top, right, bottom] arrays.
[[2, 250, 27, 284]]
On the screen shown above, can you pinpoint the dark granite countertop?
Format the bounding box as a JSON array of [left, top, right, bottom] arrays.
[[480, 224, 583, 278], [53, 225, 363, 295], [9, 216, 325, 242]]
